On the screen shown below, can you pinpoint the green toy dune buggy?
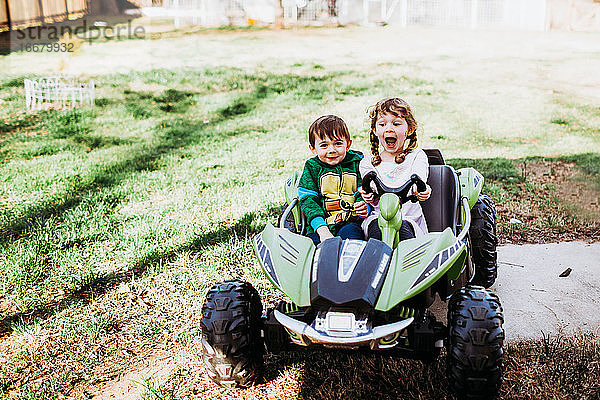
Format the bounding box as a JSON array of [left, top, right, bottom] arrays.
[[200, 149, 503, 399]]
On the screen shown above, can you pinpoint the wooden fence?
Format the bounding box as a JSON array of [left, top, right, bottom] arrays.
[[0, 0, 88, 32]]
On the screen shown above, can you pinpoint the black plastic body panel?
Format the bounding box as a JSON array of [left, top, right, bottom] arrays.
[[423, 148, 445, 166], [434, 248, 472, 300], [310, 237, 393, 311]]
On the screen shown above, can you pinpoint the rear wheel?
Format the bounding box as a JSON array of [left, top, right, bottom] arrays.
[[447, 286, 504, 399], [200, 280, 264, 387], [469, 195, 498, 288]]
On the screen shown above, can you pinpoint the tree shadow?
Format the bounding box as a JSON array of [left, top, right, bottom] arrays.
[[0, 113, 44, 156], [0, 103, 254, 243], [0, 69, 287, 241], [0, 203, 281, 336]]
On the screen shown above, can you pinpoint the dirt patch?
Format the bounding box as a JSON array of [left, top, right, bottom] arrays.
[[88, 347, 194, 400], [0, 295, 16, 317], [526, 160, 599, 215], [84, 339, 304, 400], [496, 160, 600, 245]]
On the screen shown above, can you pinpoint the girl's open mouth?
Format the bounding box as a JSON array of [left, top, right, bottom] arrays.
[[384, 137, 397, 147]]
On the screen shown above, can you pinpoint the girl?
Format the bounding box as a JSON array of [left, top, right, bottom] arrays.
[[359, 97, 431, 241]]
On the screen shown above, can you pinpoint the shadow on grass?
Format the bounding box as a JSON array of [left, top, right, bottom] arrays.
[[446, 157, 525, 184], [0, 204, 280, 336], [261, 348, 452, 400], [0, 102, 257, 243], [0, 113, 44, 156], [0, 115, 40, 134], [256, 330, 600, 400], [0, 143, 171, 242], [0, 67, 307, 241]]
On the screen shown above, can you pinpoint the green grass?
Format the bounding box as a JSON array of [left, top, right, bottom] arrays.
[[447, 157, 525, 184], [0, 25, 599, 399]]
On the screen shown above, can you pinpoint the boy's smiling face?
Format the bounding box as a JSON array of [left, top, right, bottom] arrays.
[[310, 135, 352, 166]]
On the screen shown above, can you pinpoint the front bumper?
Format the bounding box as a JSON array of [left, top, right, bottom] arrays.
[[273, 310, 414, 349]]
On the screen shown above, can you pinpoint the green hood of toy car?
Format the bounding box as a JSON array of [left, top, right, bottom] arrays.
[[375, 228, 467, 311], [254, 224, 467, 310]]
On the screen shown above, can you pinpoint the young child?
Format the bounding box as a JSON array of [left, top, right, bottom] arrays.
[[359, 97, 431, 241], [298, 115, 369, 245]]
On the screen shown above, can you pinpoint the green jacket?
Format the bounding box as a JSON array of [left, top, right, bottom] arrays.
[[298, 150, 364, 235]]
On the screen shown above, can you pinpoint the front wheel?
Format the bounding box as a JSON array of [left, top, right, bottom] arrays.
[[447, 286, 504, 399], [200, 280, 264, 387]]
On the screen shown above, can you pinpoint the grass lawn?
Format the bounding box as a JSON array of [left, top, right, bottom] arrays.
[[0, 22, 599, 399]]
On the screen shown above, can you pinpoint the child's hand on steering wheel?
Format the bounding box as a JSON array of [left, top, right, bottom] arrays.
[[359, 188, 376, 205], [354, 200, 369, 217], [415, 184, 431, 202]]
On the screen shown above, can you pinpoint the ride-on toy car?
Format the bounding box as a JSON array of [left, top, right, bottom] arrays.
[[200, 149, 503, 399]]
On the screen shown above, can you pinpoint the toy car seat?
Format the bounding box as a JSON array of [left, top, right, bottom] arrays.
[[421, 149, 460, 234]]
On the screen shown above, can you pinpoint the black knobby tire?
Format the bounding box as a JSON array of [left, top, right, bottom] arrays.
[[447, 286, 504, 399], [469, 195, 498, 288], [200, 280, 264, 387], [277, 203, 298, 234]]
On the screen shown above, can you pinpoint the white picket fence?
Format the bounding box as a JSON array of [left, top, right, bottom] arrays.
[[25, 77, 95, 111], [155, 0, 547, 30], [162, 0, 275, 27], [366, 0, 547, 30], [348, 0, 546, 29]]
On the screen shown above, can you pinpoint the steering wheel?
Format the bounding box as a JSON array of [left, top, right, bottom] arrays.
[[362, 172, 427, 204]]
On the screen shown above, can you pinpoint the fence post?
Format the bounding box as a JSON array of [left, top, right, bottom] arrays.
[[400, 0, 407, 27], [37, 0, 45, 24], [5, 0, 11, 31], [173, 0, 180, 28], [540, 0, 547, 31], [470, 0, 478, 29], [200, 0, 207, 26]]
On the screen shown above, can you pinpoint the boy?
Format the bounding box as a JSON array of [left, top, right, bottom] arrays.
[[298, 115, 369, 245]]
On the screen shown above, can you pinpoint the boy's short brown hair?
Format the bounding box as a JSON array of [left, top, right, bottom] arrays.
[[308, 115, 351, 148]]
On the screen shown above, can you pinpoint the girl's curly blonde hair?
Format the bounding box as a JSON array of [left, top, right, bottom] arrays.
[[368, 97, 418, 166]]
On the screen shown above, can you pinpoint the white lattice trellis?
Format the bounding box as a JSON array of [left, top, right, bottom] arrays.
[[25, 77, 95, 111]]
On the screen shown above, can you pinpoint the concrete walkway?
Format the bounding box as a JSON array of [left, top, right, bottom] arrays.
[[430, 241, 600, 342], [493, 241, 600, 341]]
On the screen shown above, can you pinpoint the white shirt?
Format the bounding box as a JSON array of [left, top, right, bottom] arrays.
[[359, 149, 429, 237]]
